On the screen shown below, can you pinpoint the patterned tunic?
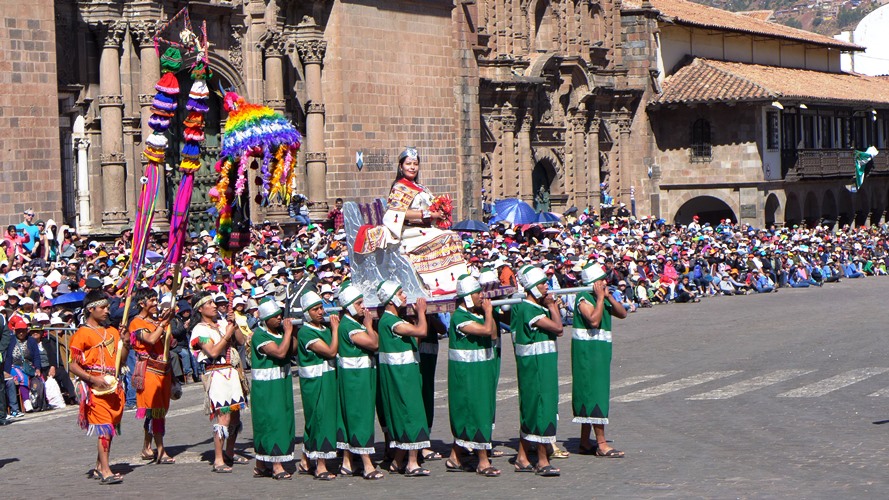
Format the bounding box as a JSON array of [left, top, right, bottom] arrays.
[[447, 306, 496, 450], [130, 316, 172, 432], [571, 291, 614, 424], [509, 300, 559, 444], [377, 310, 430, 450], [69, 325, 124, 437], [297, 322, 338, 460], [336, 314, 377, 454], [250, 325, 296, 462]]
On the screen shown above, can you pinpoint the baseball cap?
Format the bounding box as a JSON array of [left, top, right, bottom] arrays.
[[23, 209, 35, 216], [9, 315, 29, 330]]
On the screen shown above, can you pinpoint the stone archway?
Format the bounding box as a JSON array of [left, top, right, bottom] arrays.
[[674, 195, 736, 226], [532, 158, 557, 212], [804, 191, 820, 228], [785, 192, 802, 227], [837, 188, 853, 227], [854, 189, 870, 226], [764, 193, 781, 227], [822, 190, 838, 229]]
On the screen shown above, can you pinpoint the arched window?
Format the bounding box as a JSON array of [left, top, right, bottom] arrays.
[[691, 119, 712, 162]]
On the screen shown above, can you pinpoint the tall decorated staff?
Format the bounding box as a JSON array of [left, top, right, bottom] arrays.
[[209, 92, 302, 255], [118, 46, 182, 329], [154, 18, 212, 285]]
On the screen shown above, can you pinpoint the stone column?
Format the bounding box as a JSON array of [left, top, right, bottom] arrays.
[[296, 39, 329, 218], [616, 116, 632, 206], [570, 112, 587, 209], [131, 21, 168, 225], [588, 112, 601, 211], [518, 115, 534, 203], [75, 138, 93, 232], [258, 30, 287, 114], [501, 113, 517, 199], [95, 21, 129, 228]]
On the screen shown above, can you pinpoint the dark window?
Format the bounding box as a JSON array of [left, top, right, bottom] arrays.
[[818, 116, 832, 149], [801, 115, 815, 149], [782, 113, 798, 150], [691, 119, 712, 162], [766, 111, 780, 150]]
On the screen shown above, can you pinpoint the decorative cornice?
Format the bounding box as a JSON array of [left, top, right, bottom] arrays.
[[569, 113, 587, 130], [129, 20, 160, 49], [74, 138, 91, 151], [94, 21, 127, 49], [100, 152, 126, 164], [305, 101, 325, 114], [295, 39, 327, 64], [97, 95, 124, 107], [257, 29, 287, 56], [265, 99, 287, 109], [305, 152, 327, 162], [138, 94, 153, 106], [500, 114, 517, 131]]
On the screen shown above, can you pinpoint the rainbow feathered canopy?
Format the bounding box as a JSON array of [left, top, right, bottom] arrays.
[[210, 92, 302, 251]]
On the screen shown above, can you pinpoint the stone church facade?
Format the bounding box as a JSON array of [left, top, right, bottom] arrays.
[[33, 0, 659, 235]]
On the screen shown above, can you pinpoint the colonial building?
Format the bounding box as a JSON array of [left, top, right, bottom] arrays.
[[623, 0, 889, 228], [8, 0, 889, 233], [40, 0, 658, 234]]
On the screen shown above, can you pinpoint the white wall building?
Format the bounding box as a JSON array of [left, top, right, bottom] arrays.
[[836, 4, 889, 75]]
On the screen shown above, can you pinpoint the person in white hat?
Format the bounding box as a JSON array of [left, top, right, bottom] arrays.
[[296, 291, 339, 480], [188, 291, 247, 474], [335, 285, 384, 480], [509, 265, 564, 477], [445, 275, 500, 477], [571, 263, 627, 457], [250, 299, 297, 480], [375, 280, 432, 477]]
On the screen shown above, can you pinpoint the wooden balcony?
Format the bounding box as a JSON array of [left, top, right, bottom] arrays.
[[782, 149, 889, 181]]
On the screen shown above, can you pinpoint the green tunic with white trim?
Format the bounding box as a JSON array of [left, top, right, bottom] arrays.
[[571, 291, 613, 424], [447, 306, 496, 450], [336, 314, 377, 454], [249, 325, 296, 462], [297, 322, 338, 460], [377, 310, 430, 450], [509, 299, 559, 444]]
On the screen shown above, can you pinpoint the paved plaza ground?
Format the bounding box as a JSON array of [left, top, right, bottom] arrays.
[[3, 278, 889, 498]]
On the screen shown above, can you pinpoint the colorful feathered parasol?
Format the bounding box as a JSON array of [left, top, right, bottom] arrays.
[[210, 92, 301, 253]]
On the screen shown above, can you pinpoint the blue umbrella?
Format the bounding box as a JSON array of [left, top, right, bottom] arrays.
[[52, 290, 86, 307], [491, 198, 537, 225], [452, 219, 489, 232], [146, 250, 164, 263], [536, 211, 562, 224]]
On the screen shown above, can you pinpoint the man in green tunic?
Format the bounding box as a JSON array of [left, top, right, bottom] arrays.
[[297, 291, 339, 481], [572, 263, 627, 457], [250, 300, 297, 480], [447, 275, 501, 477], [336, 285, 385, 480], [376, 280, 432, 477], [509, 265, 564, 477]]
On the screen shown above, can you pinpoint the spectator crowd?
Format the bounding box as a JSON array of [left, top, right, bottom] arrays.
[[1, 205, 887, 424]]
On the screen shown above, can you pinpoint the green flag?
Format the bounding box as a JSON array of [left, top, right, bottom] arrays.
[[853, 146, 879, 190]]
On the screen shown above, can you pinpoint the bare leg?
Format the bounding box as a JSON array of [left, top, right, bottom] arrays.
[[515, 438, 532, 468], [341, 450, 353, 472], [316, 457, 330, 476], [360, 452, 376, 473], [535, 443, 557, 471], [593, 424, 623, 456], [580, 423, 594, 449], [405, 449, 422, 471], [142, 429, 153, 458], [96, 436, 115, 477], [448, 443, 463, 466], [225, 412, 240, 459], [213, 413, 230, 468]]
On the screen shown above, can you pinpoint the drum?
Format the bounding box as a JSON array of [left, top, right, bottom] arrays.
[[90, 375, 119, 396]]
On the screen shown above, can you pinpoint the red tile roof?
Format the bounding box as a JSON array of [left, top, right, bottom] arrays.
[[622, 0, 863, 51], [736, 10, 773, 21], [653, 58, 889, 107]]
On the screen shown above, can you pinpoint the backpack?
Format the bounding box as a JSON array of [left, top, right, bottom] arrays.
[[28, 376, 48, 412]]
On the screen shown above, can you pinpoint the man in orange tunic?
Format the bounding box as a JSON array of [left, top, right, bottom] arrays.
[[69, 290, 128, 485], [129, 288, 175, 464]]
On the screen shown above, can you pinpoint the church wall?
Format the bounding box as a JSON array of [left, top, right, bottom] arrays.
[[322, 0, 461, 210], [0, 0, 63, 225]]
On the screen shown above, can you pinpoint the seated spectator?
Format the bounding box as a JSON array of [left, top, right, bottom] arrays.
[[749, 269, 775, 293], [635, 278, 652, 308], [820, 260, 841, 283], [842, 260, 862, 278], [674, 275, 700, 303], [612, 280, 637, 312]]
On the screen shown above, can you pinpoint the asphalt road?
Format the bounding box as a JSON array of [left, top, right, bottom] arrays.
[[3, 277, 889, 498]]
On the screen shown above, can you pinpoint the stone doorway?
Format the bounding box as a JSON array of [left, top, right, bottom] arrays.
[[532, 159, 557, 212], [674, 195, 735, 226]]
